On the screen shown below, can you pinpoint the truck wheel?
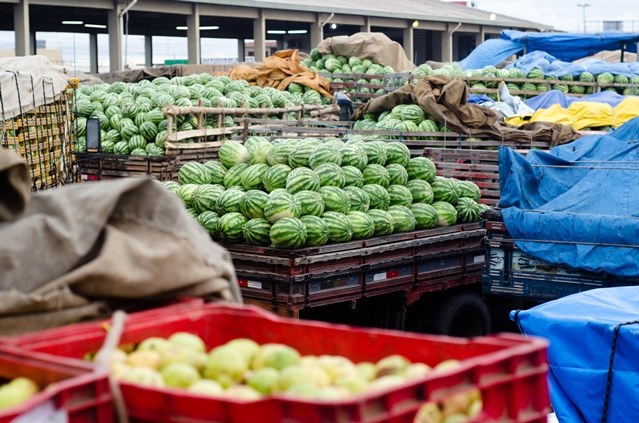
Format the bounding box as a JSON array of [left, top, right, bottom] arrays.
[[430, 291, 491, 337]]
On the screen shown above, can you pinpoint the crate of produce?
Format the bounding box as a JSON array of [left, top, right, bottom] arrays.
[[321, 72, 411, 105], [0, 346, 112, 422], [76, 151, 179, 181], [16, 303, 550, 423], [482, 216, 639, 301]]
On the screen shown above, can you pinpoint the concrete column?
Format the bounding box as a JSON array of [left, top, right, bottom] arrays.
[[310, 19, 320, 48], [237, 39, 245, 62], [144, 35, 153, 67], [108, 6, 122, 72], [475, 26, 485, 47], [403, 26, 414, 64], [30, 31, 36, 55], [360, 17, 371, 33], [187, 3, 200, 64], [14, 0, 30, 57], [89, 32, 98, 73], [253, 9, 265, 62], [441, 27, 453, 63]]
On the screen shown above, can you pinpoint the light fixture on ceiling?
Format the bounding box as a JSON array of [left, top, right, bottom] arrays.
[[62, 20, 83, 25], [412, 20, 419, 28], [176, 26, 219, 30], [176, 26, 187, 30], [489, 13, 497, 21], [267, 30, 286, 34], [288, 30, 308, 34], [330, 23, 337, 30], [84, 23, 107, 29]]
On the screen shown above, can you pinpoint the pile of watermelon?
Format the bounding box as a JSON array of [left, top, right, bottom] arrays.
[[353, 104, 450, 134], [161, 136, 488, 249], [73, 73, 331, 154]]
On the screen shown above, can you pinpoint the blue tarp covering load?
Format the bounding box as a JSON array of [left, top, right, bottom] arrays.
[[498, 117, 639, 277], [512, 286, 639, 422], [525, 90, 627, 110]]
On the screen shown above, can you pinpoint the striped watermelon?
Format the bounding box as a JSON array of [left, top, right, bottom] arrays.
[[362, 184, 390, 210], [120, 124, 139, 141], [145, 143, 163, 156], [343, 186, 370, 212], [203, 161, 227, 185], [399, 105, 425, 124], [179, 162, 212, 185], [239, 190, 270, 219], [160, 180, 180, 193], [145, 109, 165, 125], [101, 141, 114, 154], [477, 203, 490, 214], [387, 205, 416, 233], [263, 164, 292, 192], [385, 142, 411, 166], [418, 119, 438, 133], [322, 211, 353, 243], [410, 203, 439, 229], [432, 201, 458, 227], [192, 184, 224, 213], [263, 192, 302, 223], [218, 212, 248, 242], [318, 186, 351, 214], [109, 114, 123, 131], [175, 184, 199, 208], [246, 138, 272, 165], [342, 166, 364, 188], [300, 215, 330, 246], [105, 129, 122, 144], [113, 141, 130, 155], [387, 185, 413, 207], [242, 218, 272, 246], [456, 180, 481, 202], [386, 163, 409, 186], [155, 130, 168, 149], [267, 142, 296, 166], [269, 217, 307, 248], [219, 141, 250, 169], [223, 163, 249, 188], [294, 190, 325, 217], [432, 176, 460, 205], [286, 167, 321, 193], [241, 163, 269, 191], [406, 179, 434, 204], [347, 211, 375, 239], [367, 209, 394, 236], [341, 144, 368, 170], [406, 157, 436, 182], [215, 188, 245, 214], [289, 139, 322, 168], [128, 135, 147, 151], [139, 121, 159, 142], [197, 211, 220, 237], [455, 197, 481, 223], [315, 163, 345, 188], [185, 208, 199, 219], [269, 188, 289, 198], [130, 148, 147, 156], [362, 164, 390, 188], [308, 145, 342, 169], [362, 141, 387, 166]]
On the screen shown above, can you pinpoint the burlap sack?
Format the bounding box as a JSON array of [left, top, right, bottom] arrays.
[[0, 149, 241, 335]]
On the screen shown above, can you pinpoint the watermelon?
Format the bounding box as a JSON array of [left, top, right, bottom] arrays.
[[342, 166, 364, 188], [216, 188, 245, 214], [362, 184, 390, 210], [105, 129, 122, 144], [120, 124, 139, 141], [175, 184, 198, 208], [203, 161, 227, 185], [432, 201, 458, 227], [308, 145, 342, 169], [192, 184, 224, 213], [315, 163, 345, 188], [263, 164, 292, 192], [343, 186, 370, 212], [239, 190, 270, 219], [179, 162, 212, 185], [242, 218, 272, 246], [410, 203, 439, 229], [289, 139, 322, 168], [318, 186, 351, 214], [196, 211, 220, 237], [269, 188, 289, 198], [362, 141, 387, 165], [223, 163, 249, 188], [341, 144, 368, 170], [399, 104, 425, 124], [185, 208, 199, 219], [346, 211, 375, 239], [247, 140, 272, 165], [160, 180, 180, 193], [300, 215, 330, 246], [406, 179, 434, 204], [367, 209, 394, 236], [455, 197, 481, 223], [294, 190, 325, 217], [269, 217, 307, 248], [406, 157, 436, 182], [267, 142, 295, 166], [128, 135, 147, 151], [386, 163, 409, 186], [155, 130, 168, 149], [219, 141, 249, 169], [456, 180, 481, 202], [139, 121, 159, 142], [322, 211, 353, 243], [241, 163, 269, 191], [263, 192, 302, 223], [431, 176, 460, 205], [218, 212, 248, 242], [387, 185, 413, 207], [387, 205, 416, 233], [145, 143, 163, 156], [286, 167, 321, 193], [361, 164, 391, 188]]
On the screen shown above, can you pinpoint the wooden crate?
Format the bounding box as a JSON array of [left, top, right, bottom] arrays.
[[321, 72, 411, 104], [76, 153, 178, 181]]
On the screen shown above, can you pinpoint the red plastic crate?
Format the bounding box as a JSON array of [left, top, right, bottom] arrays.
[[16, 304, 550, 423], [0, 346, 113, 423]]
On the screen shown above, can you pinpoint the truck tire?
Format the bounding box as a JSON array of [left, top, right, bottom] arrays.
[[429, 291, 491, 337]]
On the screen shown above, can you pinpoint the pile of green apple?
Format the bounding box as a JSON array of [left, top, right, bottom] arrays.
[[0, 377, 39, 411], [105, 331, 482, 415]]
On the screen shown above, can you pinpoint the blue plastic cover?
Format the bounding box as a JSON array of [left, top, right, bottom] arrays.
[[512, 286, 639, 423], [499, 117, 639, 277], [525, 90, 627, 110], [458, 38, 522, 70]]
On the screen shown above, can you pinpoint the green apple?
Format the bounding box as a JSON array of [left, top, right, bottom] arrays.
[[161, 362, 201, 388], [126, 349, 162, 369], [204, 346, 248, 384], [246, 367, 280, 394], [251, 343, 300, 371], [168, 332, 207, 354], [187, 379, 224, 396], [225, 338, 260, 363], [120, 367, 165, 388], [375, 354, 411, 377], [224, 385, 261, 401]]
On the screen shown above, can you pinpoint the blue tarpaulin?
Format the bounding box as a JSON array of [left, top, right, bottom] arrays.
[[512, 286, 639, 423], [498, 117, 639, 277], [525, 90, 627, 110]]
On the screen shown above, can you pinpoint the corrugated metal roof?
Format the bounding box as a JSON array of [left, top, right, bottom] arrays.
[[187, 0, 553, 30]]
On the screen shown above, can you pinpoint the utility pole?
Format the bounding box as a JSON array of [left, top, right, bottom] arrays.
[[577, 3, 591, 33]]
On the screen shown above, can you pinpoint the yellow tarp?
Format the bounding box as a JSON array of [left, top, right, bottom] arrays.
[[505, 97, 639, 130]]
